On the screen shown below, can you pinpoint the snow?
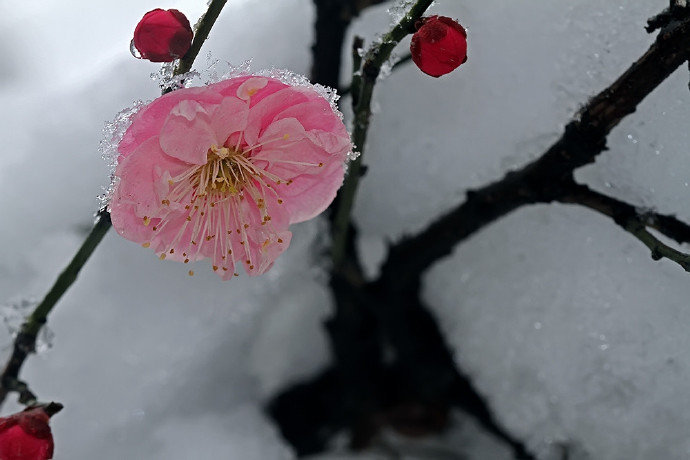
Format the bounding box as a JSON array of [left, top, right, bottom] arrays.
[[1, 0, 690, 458]]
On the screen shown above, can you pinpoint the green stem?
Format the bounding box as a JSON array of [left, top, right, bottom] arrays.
[[24, 211, 112, 337], [0, 0, 229, 409], [175, 0, 228, 77], [0, 211, 111, 407], [331, 0, 433, 270]]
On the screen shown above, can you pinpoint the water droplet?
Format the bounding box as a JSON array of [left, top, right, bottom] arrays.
[[130, 39, 142, 59]]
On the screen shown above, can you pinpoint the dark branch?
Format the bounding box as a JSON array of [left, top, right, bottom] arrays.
[[380, 10, 690, 285], [647, 1, 689, 33], [0, 210, 111, 407], [559, 184, 690, 271], [340, 53, 413, 96]]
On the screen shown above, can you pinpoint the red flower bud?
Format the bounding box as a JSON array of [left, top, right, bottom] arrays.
[[410, 16, 467, 78], [132, 9, 193, 63], [0, 404, 61, 460]]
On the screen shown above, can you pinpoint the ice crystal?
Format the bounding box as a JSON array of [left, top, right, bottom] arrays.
[[0, 298, 54, 353], [387, 0, 415, 24], [98, 100, 147, 208], [150, 62, 200, 92], [378, 53, 398, 81]]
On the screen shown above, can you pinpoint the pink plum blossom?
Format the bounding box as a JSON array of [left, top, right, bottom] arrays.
[[109, 75, 352, 279]]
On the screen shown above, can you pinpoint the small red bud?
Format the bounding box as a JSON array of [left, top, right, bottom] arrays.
[[132, 9, 193, 63], [410, 16, 468, 78], [0, 404, 62, 460]]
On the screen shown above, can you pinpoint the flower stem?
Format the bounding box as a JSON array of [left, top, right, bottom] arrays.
[[0, 0, 230, 409], [175, 0, 228, 76], [331, 0, 434, 270], [0, 211, 110, 407]]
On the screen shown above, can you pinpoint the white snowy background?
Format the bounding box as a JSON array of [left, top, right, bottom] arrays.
[[0, 0, 689, 458]]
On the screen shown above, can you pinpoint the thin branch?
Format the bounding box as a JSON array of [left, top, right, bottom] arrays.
[[379, 8, 690, 285], [340, 53, 413, 96], [0, 0, 230, 409], [331, 0, 434, 270], [0, 210, 111, 407], [175, 0, 228, 76], [559, 184, 690, 271]]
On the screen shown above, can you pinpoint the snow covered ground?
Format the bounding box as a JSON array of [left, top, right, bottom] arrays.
[[1, 0, 689, 458]]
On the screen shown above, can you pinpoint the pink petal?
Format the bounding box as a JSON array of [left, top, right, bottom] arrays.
[[159, 100, 218, 164], [276, 161, 344, 223], [110, 201, 155, 244], [114, 136, 188, 217], [243, 87, 313, 146], [210, 97, 249, 146], [274, 99, 342, 132], [119, 87, 223, 159], [236, 77, 268, 100]]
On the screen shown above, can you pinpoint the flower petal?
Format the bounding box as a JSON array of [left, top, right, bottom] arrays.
[[114, 136, 188, 218], [159, 100, 219, 164], [276, 161, 344, 223], [210, 97, 249, 146], [119, 87, 223, 159]]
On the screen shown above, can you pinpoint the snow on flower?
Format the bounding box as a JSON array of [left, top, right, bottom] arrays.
[[108, 75, 352, 279]]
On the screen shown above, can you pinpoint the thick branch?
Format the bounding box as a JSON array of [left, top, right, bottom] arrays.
[[380, 11, 690, 285]]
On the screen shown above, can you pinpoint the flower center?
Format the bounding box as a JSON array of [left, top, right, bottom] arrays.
[[193, 145, 252, 196]]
